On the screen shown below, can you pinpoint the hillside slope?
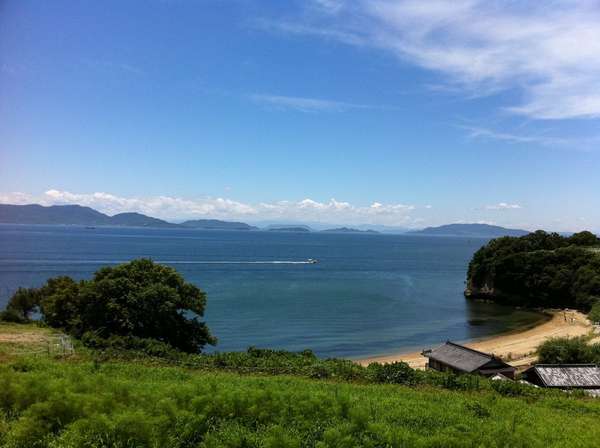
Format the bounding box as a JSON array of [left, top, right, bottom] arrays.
[[2, 356, 600, 447], [1, 323, 600, 447], [0, 204, 111, 225]]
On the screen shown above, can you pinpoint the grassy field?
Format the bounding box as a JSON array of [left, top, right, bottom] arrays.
[[1, 323, 600, 447], [0, 323, 63, 362]]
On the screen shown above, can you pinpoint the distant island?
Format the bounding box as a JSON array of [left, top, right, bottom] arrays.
[[268, 226, 311, 232], [180, 219, 258, 231], [0, 204, 548, 238], [409, 223, 529, 238], [321, 227, 379, 234]]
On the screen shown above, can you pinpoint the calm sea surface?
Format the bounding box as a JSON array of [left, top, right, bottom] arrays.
[[0, 224, 544, 358]]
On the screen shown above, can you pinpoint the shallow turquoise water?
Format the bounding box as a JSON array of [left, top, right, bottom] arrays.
[[0, 224, 544, 358]]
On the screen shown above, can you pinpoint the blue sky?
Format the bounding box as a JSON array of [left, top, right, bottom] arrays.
[[1, 0, 600, 230]]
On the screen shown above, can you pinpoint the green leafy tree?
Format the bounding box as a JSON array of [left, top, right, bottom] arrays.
[[14, 259, 215, 353], [1, 287, 41, 322], [75, 259, 216, 352], [39, 276, 82, 329]]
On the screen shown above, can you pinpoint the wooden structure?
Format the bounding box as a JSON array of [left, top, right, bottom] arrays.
[[422, 341, 516, 379], [523, 364, 600, 389]]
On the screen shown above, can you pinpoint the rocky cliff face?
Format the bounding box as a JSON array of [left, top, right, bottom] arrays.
[[464, 282, 495, 298]]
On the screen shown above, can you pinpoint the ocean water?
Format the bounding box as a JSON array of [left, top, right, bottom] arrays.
[[0, 224, 544, 358]]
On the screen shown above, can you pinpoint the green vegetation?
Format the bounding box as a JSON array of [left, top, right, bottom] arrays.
[[1, 259, 215, 353], [97, 345, 499, 392], [589, 302, 600, 323], [3, 255, 600, 446], [537, 336, 600, 364], [1, 355, 600, 448], [0, 322, 535, 395], [466, 230, 600, 310]]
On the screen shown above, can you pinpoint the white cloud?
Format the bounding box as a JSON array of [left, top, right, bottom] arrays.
[[0, 192, 31, 205], [455, 220, 497, 226], [249, 94, 373, 112], [278, 0, 600, 120], [0, 190, 418, 225], [485, 202, 522, 210]]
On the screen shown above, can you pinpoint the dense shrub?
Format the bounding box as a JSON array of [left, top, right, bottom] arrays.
[[81, 332, 186, 359], [365, 361, 418, 385], [466, 230, 600, 309], [490, 379, 543, 398], [537, 336, 600, 364]]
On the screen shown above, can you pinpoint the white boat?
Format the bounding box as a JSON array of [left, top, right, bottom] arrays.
[[307, 258, 318, 264]]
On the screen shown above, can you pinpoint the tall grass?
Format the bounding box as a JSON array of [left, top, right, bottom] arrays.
[[1, 357, 599, 447]]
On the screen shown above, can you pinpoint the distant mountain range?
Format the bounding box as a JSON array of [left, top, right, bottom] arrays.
[[0, 204, 252, 230], [0, 204, 175, 228], [408, 223, 529, 238], [0, 204, 531, 237]]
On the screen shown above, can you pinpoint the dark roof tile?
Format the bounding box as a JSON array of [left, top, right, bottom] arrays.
[[422, 341, 511, 373]]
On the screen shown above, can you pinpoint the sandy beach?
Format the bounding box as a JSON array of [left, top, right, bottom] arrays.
[[357, 309, 595, 370]]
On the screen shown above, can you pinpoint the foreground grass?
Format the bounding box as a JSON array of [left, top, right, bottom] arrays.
[[1, 357, 600, 448]]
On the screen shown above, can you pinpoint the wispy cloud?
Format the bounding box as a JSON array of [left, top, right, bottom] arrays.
[[249, 94, 374, 113], [485, 202, 522, 211], [254, 19, 367, 47], [461, 125, 568, 147], [272, 0, 600, 120], [0, 190, 419, 226], [461, 125, 600, 151]]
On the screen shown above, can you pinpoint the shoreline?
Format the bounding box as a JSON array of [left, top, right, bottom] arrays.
[[356, 309, 592, 370]]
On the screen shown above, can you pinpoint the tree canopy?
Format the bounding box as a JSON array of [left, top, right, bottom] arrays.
[[466, 230, 600, 310], [2, 259, 215, 353]]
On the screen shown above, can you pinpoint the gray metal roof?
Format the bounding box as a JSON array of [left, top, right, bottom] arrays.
[[422, 341, 504, 373], [531, 365, 600, 388]]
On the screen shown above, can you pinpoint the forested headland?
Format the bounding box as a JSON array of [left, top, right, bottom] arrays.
[[466, 230, 600, 310]]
